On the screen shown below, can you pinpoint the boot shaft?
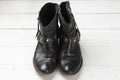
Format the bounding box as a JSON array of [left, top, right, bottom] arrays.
[[38, 3, 59, 37], [59, 1, 78, 38]]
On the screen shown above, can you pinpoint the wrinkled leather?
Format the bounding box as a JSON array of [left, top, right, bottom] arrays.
[[33, 3, 59, 74], [58, 1, 83, 75]]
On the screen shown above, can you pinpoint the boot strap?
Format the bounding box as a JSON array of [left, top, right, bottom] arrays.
[[59, 29, 80, 41]]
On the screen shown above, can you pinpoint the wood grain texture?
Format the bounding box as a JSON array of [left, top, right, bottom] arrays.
[[0, 46, 120, 66], [0, 65, 120, 80], [1, 14, 120, 29], [0, 30, 119, 46], [0, 1, 120, 13]]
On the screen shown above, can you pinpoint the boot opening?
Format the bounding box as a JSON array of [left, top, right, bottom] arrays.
[[60, 2, 70, 23], [39, 3, 56, 26]]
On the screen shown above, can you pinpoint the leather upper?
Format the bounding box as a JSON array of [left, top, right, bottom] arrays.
[[58, 1, 83, 74], [33, 3, 59, 74]]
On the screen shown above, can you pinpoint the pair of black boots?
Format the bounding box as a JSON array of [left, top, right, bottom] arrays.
[[33, 1, 83, 75]]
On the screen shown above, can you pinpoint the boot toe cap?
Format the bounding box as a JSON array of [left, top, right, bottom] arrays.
[[33, 58, 56, 74], [59, 56, 83, 75]]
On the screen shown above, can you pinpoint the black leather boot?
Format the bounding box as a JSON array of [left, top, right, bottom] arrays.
[[58, 1, 83, 75], [33, 3, 59, 74]]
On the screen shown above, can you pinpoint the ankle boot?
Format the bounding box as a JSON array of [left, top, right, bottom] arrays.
[[33, 3, 59, 74], [58, 1, 83, 75]]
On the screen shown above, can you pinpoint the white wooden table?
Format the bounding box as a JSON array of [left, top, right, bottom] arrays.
[[0, 0, 120, 80]]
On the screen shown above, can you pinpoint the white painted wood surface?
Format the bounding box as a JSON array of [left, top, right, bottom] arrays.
[[0, 0, 120, 80]]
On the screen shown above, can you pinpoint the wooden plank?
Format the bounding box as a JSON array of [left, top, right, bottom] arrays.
[[1, 14, 120, 29], [0, 65, 120, 80], [82, 46, 120, 66], [0, 30, 36, 46], [0, 0, 119, 2], [0, 47, 35, 65], [1, 46, 120, 66], [0, 30, 119, 46], [80, 30, 120, 46], [0, 14, 37, 28], [0, 1, 120, 13], [74, 14, 120, 30]]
